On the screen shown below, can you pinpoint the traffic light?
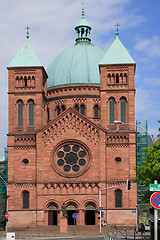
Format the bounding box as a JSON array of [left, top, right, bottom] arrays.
[[126, 179, 131, 190], [101, 211, 104, 218], [98, 211, 100, 219]]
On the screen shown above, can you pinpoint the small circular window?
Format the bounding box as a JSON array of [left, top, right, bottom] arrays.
[[52, 141, 91, 177], [115, 157, 122, 164], [22, 159, 29, 165]]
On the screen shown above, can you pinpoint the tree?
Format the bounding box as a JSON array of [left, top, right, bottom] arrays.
[[158, 120, 160, 138], [134, 139, 160, 186]]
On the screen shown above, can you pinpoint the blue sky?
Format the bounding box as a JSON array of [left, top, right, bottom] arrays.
[[0, 0, 160, 157]]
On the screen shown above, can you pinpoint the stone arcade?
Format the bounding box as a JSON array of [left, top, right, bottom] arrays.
[[7, 8, 137, 227]]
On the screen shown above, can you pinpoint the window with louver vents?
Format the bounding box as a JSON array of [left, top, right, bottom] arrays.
[[120, 97, 126, 123], [18, 100, 23, 126], [109, 97, 115, 124], [22, 191, 29, 209], [28, 100, 34, 126], [115, 189, 122, 207]]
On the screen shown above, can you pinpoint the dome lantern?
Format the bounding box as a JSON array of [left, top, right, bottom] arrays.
[[75, 7, 91, 43]]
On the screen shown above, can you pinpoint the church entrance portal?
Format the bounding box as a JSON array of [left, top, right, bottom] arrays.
[[48, 210, 57, 225], [67, 210, 76, 225], [85, 202, 96, 225], [85, 210, 95, 225]]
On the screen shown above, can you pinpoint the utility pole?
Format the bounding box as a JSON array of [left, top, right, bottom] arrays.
[[99, 181, 130, 235]]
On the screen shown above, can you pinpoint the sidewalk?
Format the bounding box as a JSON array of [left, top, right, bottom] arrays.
[[0, 226, 151, 240]]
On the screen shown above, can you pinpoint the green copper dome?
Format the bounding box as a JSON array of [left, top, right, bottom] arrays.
[[47, 42, 105, 88], [47, 9, 105, 88]]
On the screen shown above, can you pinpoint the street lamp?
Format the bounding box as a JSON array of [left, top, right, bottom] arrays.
[[113, 120, 155, 144], [0, 176, 8, 238]]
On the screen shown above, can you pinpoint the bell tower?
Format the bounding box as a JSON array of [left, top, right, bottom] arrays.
[[99, 29, 136, 130], [7, 30, 48, 134], [7, 30, 48, 186], [99, 29, 137, 218]]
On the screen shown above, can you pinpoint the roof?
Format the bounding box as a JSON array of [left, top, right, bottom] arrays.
[[47, 42, 105, 88], [75, 17, 91, 29], [8, 40, 42, 67], [99, 36, 135, 65]]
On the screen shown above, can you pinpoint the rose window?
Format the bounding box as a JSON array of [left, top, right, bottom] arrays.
[[52, 142, 91, 177]]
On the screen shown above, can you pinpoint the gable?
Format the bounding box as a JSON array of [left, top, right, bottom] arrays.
[[37, 107, 106, 147]]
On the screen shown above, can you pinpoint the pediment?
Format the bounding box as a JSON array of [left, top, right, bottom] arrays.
[[37, 107, 106, 146]]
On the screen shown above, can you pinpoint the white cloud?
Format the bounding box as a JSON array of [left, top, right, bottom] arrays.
[[135, 36, 160, 58]]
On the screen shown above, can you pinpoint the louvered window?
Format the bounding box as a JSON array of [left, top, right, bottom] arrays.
[[80, 104, 85, 115], [94, 105, 99, 118], [120, 97, 126, 123], [109, 97, 115, 124], [115, 189, 122, 207], [23, 191, 29, 209], [18, 100, 23, 126], [28, 100, 34, 126]]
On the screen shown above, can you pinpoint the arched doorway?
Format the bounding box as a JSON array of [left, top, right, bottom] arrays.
[[47, 203, 58, 225], [85, 203, 96, 225], [67, 202, 78, 225]]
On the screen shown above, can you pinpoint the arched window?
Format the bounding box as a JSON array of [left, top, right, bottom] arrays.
[[22, 190, 29, 209], [81, 28, 84, 37], [56, 106, 60, 116], [28, 100, 34, 126], [47, 107, 50, 122], [80, 104, 85, 115], [74, 104, 79, 112], [24, 76, 27, 87], [124, 73, 127, 83], [17, 100, 23, 127], [115, 189, 122, 207], [62, 105, 66, 112], [109, 97, 115, 124], [120, 97, 126, 123], [116, 74, 119, 83], [94, 105, 99, 118], [108, 74, 111, 83]]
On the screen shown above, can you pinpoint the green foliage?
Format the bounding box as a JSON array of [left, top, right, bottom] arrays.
[[158, 120, 160, 138], [133, 139, 160, 186]]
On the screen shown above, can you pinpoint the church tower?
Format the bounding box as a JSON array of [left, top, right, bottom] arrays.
[[7, 30, 47, 211], [99, 28, 136, 128], [99, 29, 137, 224]]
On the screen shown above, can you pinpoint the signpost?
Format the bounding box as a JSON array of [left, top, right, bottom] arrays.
[[99, 207, 103, 210], [150, 192, 160, 209], [150, 180, 159, 240], [5, 213, 10, 219], [72, 213, 77, 236], [150, 184, 160, 192]]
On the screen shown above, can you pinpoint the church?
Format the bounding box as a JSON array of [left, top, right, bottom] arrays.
[[7, 7, 137, 227]]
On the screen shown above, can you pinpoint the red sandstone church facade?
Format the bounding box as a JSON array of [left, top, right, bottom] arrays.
[[7, 10, 137, 227]]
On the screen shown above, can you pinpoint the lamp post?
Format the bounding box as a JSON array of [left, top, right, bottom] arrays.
[[113, 120, 155, 144], [0, 176, 8, 238]]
